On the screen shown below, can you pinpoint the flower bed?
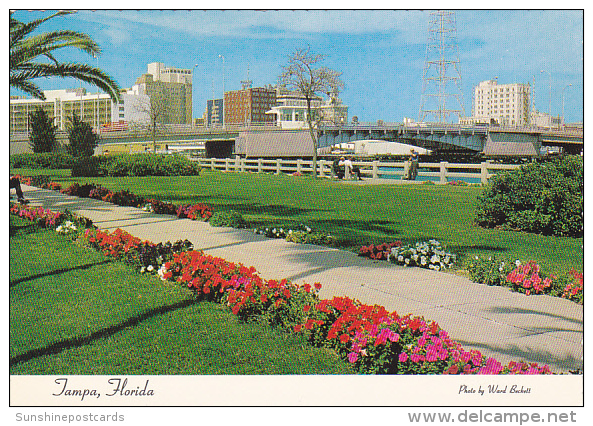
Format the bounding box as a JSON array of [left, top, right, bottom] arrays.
[[10, 203, 556, 375], [254, 223, 335, 245], [9, 203, 63, 228], [359, 242, 402, 260], [388, 239, 456, 271], [467, 256, 583, 304]]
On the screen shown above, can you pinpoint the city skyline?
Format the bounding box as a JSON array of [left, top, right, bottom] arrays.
[[9, 9, 584, 124]]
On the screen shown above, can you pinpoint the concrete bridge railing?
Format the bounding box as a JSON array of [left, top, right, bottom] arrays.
[[194, 157, 520, 184]]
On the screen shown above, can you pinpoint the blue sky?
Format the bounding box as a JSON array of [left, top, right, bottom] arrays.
[[10, 9, 584, 123]]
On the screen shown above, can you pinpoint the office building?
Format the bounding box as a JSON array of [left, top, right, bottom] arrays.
[[206, 99, 224, 127], [224, 86, 276, 125], [471, 79, 531, 126], [134, 62, 193, 125], [10, 88, 113, 133]]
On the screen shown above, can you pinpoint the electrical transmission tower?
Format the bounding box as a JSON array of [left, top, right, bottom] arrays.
[[419, 10, 466, 123]]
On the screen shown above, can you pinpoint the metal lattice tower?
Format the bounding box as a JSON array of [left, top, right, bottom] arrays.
[[419, 10, 466, 123]]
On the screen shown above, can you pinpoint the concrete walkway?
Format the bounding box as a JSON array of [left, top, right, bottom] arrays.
[[19, 185, 583, 373]]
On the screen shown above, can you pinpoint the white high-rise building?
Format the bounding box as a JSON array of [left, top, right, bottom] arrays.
[[147, 62, 193, 84], [471, 79, 531, 126]]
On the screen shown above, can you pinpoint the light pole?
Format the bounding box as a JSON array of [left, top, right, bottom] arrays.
[[192, 64, 198, 127], [540, 69, 552, 117], [562, 83, 572, 127], [219, 55, 225, 128]]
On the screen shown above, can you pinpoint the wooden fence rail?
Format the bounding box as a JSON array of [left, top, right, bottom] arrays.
[[194, 157, 521, 184]]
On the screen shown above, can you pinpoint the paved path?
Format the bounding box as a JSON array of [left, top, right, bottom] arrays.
[[19, 185, 583, 373]]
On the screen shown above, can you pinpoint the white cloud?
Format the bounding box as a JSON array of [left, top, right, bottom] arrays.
[[79, 10, 429, 40]]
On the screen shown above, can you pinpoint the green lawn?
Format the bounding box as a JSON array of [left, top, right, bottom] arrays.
[[9, 215, 353, 375], [14, 167, 583, 275]]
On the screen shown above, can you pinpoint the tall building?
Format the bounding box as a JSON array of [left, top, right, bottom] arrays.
[[135, 62, 193, 125], [206, 99, 224, 127], [471, 79, 531, 126], [224, 86, 276, 125], [10, 88, 113, 133]]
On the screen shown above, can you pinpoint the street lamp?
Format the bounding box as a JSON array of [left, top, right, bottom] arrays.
[[192, 64, 198, 127], [562, 83, 572, 127], [540, 69, 552, 117], [219, 54, 225, 128]]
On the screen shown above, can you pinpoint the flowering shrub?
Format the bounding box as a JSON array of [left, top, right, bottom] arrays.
[[254, 223, 334, 246], [83, 227, 192, 273], [285, 231, 336, 246], [208, 210, 246, 228], [467, 256, 583, 304], [60, 183, 98, 198], [177, 203, 214, 222], [506, 261, 554, 296], [561, 269, 583, 304], [40, 181, 62, 191], [9, 203, 63, 228], [359, 242, 402, 261], [110, 190, 145, 208], [88, 186, 112, 200], [56, 220, 78, 236], [447, 180, 469, 186], [388, 239, 456, 271], [466, 255, 516, 287]]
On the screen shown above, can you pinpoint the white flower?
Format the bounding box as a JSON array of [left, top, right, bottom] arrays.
[[140, 266, 146, 273], [398, 255, 404, 262], [515, 260, 521, 267], [430, 254, 440, 264], [420, 257, 427, 265], [157, 264, 167, 280], [56, 225, 63, 233], [147, 265, 154, 272]]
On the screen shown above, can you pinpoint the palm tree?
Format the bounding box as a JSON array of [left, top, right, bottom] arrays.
[[10, 10, 120, 101]]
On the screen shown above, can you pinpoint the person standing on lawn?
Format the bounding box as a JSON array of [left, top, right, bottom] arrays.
[[409, 148, 419, 181]]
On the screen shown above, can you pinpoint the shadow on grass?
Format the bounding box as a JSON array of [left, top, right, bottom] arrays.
[[10, 298, 197, 367], [10, 260, 113, 287], [9, 222, 39, 237], [206, 202, 332, 218]]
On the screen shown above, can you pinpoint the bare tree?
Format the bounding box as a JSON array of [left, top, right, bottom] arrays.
[[129, 92, 171, 153], [279, 46, 344, 178]]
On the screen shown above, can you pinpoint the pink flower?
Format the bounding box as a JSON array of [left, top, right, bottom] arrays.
[[399, 353, 409, 363], [347, 352, 358, 363]]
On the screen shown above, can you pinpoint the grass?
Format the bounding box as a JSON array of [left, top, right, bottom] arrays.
[[9, 215, 353, 375], [13, 167, 583, 275]]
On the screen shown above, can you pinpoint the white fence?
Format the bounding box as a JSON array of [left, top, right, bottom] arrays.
[[194, 157, 521, 184]]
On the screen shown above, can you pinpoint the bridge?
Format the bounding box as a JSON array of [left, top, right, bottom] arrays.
[[9, 122, 582, 157], [317, 123, 583, 155]]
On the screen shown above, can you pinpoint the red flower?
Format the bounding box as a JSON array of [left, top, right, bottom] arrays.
[[340, 334, 350, 343]]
